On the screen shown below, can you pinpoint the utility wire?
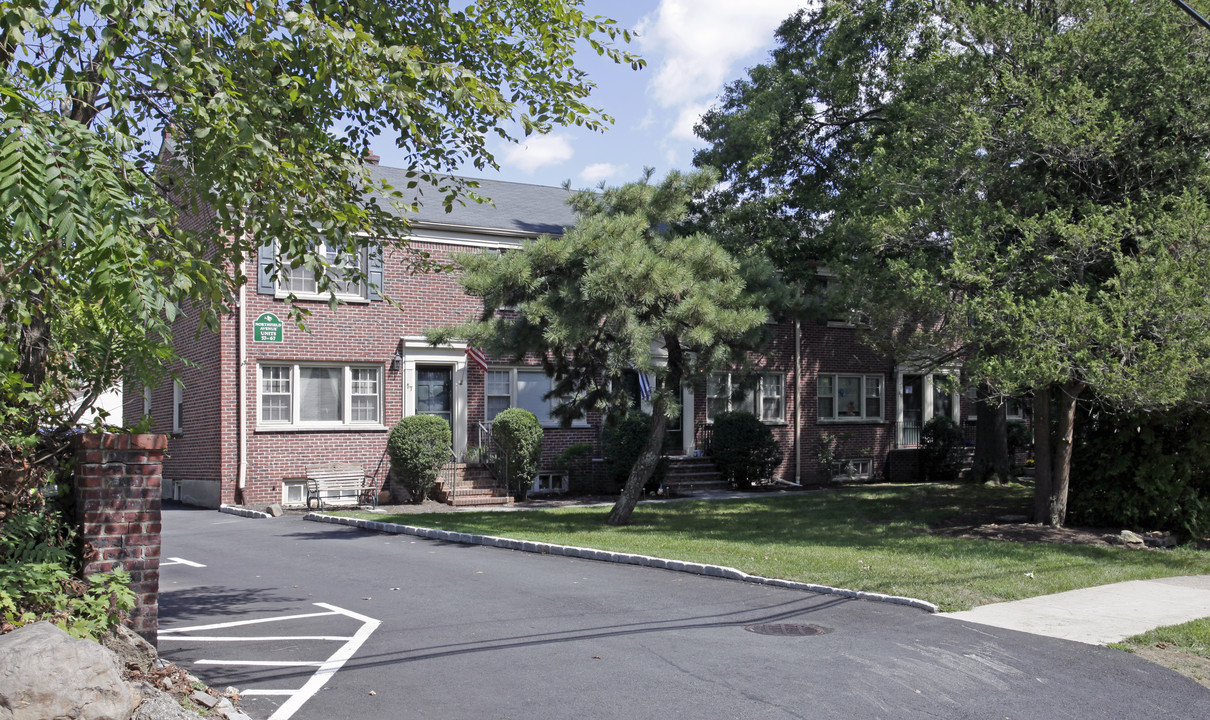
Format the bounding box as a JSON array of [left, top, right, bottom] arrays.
[[1174, 0, 1210, 31]]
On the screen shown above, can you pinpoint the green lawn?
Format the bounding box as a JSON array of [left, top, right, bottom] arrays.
[[1113, 618, 1210, 660], [344, 483, 1210, 612]]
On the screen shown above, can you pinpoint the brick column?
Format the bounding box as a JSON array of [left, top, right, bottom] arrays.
[[73, 433, 165, 646]]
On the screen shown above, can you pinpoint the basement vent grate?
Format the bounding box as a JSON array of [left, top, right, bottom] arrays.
[[743, 623, 832, 637]]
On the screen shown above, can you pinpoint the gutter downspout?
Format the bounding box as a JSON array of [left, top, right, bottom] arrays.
[[794, 314, 801, 485], [238, 269, 248, 501]]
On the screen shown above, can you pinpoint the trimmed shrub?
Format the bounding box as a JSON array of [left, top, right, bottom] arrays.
[[601, 412, 666, 493], [492, 408, 543, 501], [919, 416, 964, 482], [387, 415, 451, 503], [711, 411, 782, 489], [1070, 404, 1210, 539]]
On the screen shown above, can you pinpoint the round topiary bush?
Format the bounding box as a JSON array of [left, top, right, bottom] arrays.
[[601, 412, 666, 493], [492, 407, 543, 501], [710, 411, 782, 489], [919, 416, 964, 482], [387, 414, 452, 503]]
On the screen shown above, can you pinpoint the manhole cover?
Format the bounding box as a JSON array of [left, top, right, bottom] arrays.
[[743, 623, 831, 637]]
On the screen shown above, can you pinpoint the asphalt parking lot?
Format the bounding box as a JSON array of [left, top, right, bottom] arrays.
[[158, 504, 1210, 720]]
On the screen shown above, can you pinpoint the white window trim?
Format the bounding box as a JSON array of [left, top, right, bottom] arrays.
[[531, 471, 569, 494], [706, 372, 787, 424], [486, 367, 587, 428], [817, 373, 885, 423], [257, 362, 386, 431], [895, 366, 962, 447], [834, 458, 873, 480], [400, 338, 468, 456], [282, 479, 307, 506], [274, 243, 371, 303]]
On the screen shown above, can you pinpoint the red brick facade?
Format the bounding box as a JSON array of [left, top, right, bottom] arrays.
[[132, 172, 971, 507]]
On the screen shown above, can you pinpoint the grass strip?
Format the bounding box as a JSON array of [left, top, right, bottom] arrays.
[[342, 483, 1210, 612]]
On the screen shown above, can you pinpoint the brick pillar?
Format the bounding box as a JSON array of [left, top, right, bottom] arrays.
[[73, 433, 165, 646]]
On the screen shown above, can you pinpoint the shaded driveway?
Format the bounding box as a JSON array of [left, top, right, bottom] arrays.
[[159, 506, 1210, 719]]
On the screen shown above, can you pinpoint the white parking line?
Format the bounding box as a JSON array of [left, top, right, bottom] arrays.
[[159, 602, 380, 720], [160, 557, 207, 568]]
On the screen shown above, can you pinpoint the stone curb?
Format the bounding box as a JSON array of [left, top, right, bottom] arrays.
[[219, 504, 272, 520], [304, 512, 940, 614]]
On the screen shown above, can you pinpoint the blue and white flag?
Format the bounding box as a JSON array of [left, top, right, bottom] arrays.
[[637, 370, 652, 401]]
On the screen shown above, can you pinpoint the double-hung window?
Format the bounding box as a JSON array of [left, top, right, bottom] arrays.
[[278, 245, 368, 300], [258, 363, 383, 428], [818, 374, 883, 421], [707, 372, 785, 423], [485, 368, 573, 425]]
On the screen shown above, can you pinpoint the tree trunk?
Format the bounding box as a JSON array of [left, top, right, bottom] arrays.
[[607, 392, 669, 526], [1032, 381, 1086, 527], [1046, 381, 1085, 527], [607, 335, 684, 526], [971, 383, 1010, 483], [1032, 385, 1053, 524]]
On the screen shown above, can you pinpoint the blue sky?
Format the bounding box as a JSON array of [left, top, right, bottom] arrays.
[[369, 1, 812, 190]]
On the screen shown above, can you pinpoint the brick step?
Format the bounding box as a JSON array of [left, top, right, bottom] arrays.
[[662, 478, 731, 493], [438, 477, 502, 491], [450, 494, 513, 507]]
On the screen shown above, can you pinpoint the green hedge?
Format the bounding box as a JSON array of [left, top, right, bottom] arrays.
[[387, 415, 451, 503], [710, 411, 782, 489], [919, 416, 964, 482], [492, 408, 543, 501], [601, 412, 665, 493], [1070, 405, 1210, 538]]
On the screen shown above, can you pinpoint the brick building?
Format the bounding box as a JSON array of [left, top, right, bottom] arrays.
[[131, 161, 972, 508]]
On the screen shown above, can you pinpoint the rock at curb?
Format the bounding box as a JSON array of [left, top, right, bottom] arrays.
[[190, 689, 220, 708], [264, 503, 284, 517], [132, 683, 199, 720], [0, 622, 141, 720], [1102, 530, 1145, 547], [100, 623, 158, 675], [1143, 531, 1179, 548]]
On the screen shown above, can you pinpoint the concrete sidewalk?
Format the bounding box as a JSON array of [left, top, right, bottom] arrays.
[[940, 575, 1210, 645]]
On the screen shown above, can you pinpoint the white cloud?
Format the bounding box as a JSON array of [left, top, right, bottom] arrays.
[[500, 133, 574, 173], [669, 101, 713, 142], [638, 0, 807, 110], [579, 162, 625, 184]]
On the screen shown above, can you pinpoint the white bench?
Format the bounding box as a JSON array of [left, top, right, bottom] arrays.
[[305, 463, 377, 510]]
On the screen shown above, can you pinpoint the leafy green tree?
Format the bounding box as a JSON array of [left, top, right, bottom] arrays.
[[695, 0, 1210, 526], [433, 169, 780, 525], [0, 0, 640, 477]]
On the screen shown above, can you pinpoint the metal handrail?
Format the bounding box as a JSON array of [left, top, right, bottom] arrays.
[[475, 422, 511, 496], [439, 446, 458, 505]]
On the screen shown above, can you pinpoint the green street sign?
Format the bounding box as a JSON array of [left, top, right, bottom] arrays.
[[253, 312, 283, 342]]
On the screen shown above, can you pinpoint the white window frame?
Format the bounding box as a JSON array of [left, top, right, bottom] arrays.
[[706, 372, 786, 423], [834, 458, 873, 480], [172, 379, 184, 435], [817, 373, 884, 422], [485, 367, 582, 427], [257, 362, 385, 430], [282, 479, 307, 506], [275, 243, 370, 302], [531, 472, 568, 494]]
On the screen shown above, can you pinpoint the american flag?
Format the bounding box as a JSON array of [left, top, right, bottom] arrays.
[[465, 346, 489, 373]]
